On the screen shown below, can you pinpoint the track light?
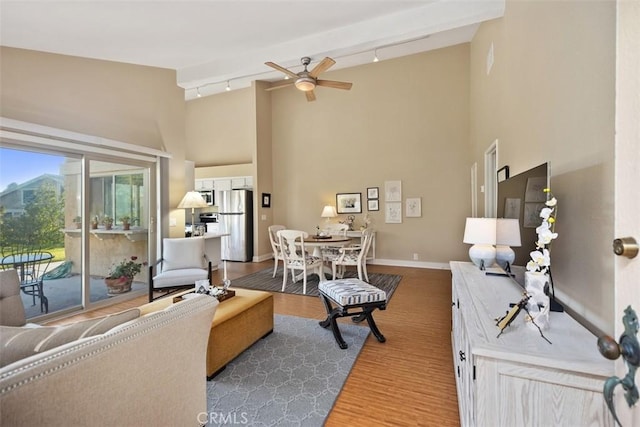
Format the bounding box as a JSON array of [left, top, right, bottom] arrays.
[[196, 87, 202, 97], [373, 49, 379, 63], [226, 81, 231, 91]]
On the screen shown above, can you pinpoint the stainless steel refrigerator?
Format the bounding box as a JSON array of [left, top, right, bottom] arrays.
[[219, 189, 253, 262]]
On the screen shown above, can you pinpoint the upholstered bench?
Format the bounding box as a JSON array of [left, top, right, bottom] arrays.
[[318, 278, 387, 349], [141, 287, 273, 379]]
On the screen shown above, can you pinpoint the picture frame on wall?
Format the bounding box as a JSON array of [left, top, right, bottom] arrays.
[[405, 197, 422, 217], [384, 180, 402, 202], [336, 193, 362, 214], [497, 166, 510, 183], [261, 193, 271, 208], [367, 199, 379, 211], [385, 202, 402, 223], [367, 187, 379, 199]]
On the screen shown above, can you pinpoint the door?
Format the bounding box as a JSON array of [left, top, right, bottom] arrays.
[[611, 2, 639, 425]]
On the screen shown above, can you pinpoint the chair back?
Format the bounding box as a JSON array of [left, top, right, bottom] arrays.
[[0, 269, 26, 326], [277, 230, 308, 263], [358, 229, 375, 261], [2, 251, 53, 286], [324, 223, 348, 237], [268, 225, 286, 256], [161, 237, 206, 272]]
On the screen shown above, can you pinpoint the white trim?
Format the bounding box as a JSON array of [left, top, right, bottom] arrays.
[[471, 162, 478, 217], [484, 139, 498, 217], [0, 117, 171, 159]]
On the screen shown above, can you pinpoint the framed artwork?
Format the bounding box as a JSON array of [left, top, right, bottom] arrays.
[[385, 202, 402, 223], [384, 180, 402, 202], [336, 193, 362, 214], [405, 197, 422, 217], [524, 202, 545, 228], [367, 187, 379, 199], [504, 198, 521, 219], [367, 199, 379, 211], [261, 193, 271, 208], [497, 166, 510, 182], [525, 177, 547, 202]]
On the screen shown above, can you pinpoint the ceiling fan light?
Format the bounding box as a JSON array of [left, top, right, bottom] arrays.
[[295, 77, 315, 92]]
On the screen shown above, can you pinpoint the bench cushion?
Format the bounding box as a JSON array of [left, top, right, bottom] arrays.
[[319, 278, 387, 306]]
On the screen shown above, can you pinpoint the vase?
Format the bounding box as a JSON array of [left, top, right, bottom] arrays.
[[105, 276, 133, 295], [524, 272, 550, 330], [123, 223, 130, 230]]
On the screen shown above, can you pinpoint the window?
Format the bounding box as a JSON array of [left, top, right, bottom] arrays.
[[90, 172, 145, 226]]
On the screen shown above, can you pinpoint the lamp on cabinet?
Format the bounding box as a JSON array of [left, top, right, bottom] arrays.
[[495, 218, 521, 273], [463, 218, 497, 270], [178, 191, 209, 234]]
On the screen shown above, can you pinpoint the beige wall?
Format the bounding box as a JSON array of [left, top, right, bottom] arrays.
[[470, 0, 616, 334], [0, 46, 188, 238]]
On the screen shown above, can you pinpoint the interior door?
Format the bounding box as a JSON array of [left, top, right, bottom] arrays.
[[611, 2, 639, 425]]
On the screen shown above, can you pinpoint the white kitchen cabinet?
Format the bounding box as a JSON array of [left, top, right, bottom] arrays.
[[450, 261, 614, 427], [195, 178, 214, 191]]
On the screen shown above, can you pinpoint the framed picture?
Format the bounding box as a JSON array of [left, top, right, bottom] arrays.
[[261, 193, 271, 208], [497, 166, 510, 183], [384, 180, 402, 202], [367, 199, 379, 211], [336, 193, 362, 214], [504, 198, 521, 219], [524, 202, 545, 228], [405, 197, 421, 217], [525, 177, 547, 202], [367, 187, 379, 199], [385, 202, 402, 223]]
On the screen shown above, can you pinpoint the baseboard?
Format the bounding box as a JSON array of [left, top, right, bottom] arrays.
[[253, 253, 450, 270]]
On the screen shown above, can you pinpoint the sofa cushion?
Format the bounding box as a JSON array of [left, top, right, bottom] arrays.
[[0, 308, 140, 368], [0, 269, 27, 327], [162, 237, 206, 272]]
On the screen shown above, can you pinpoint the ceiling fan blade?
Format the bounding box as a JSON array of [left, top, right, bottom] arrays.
[[264, 80, 295, 91], [305, 90, 316, 102], [316, 79, 353, 90], [265, 61, 299, 79], [309, 57, 335, 78]]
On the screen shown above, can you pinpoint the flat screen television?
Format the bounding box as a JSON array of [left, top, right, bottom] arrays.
[[496, 162, 549, 267]]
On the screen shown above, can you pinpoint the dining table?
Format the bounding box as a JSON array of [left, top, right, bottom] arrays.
[[301, 235, 352, 280], [0, 252, 54, 281]]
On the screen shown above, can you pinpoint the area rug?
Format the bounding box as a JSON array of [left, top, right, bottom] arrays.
[[231, 267, 401, 301], [205, 314, 369, 427]]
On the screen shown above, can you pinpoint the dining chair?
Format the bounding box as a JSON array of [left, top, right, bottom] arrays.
[[148, 237, 211, 302], [320, 223, 350, 260], [277, 230, 323, 295], [1, 251, 52, 314], [267, 225, 286, 278], [330, 228, 375, 282]]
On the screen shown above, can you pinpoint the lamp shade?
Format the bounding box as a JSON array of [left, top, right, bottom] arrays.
[[496, 218, 521, 247], [321, 205, 337, 218], [177, 191, 209, 209], [463, 218, 497, 245]]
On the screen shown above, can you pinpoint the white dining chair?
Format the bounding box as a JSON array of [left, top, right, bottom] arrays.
[[277, 230, 323, 295], [268, 224, 286, 278], [330, 228, 375, 282]]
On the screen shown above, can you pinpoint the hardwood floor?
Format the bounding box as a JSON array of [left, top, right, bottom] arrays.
[[47, 261, 460, 426]]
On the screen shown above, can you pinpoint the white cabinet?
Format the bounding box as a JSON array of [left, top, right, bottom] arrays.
[[195, 179, 214, 191], [231, 176, 253, 189], [450, 261, 614, 427]]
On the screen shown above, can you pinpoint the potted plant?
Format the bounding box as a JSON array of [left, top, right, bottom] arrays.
[[120, 216, 131, 230], [105, 256, 147, 295], [102, 215, 114, 230], [73, 216, 82, 229], [91, 215, 99, 230]]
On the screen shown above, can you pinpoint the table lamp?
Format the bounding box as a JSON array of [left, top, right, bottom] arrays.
[[463, 218, 497, 270], [178, 191, 209, 235], [321, 205, 337, 224], [495, 218, 521, 273]]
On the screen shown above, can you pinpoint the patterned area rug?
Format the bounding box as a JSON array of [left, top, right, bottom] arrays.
[[205, 314, 369, 427], [230, 267, 401, 301]]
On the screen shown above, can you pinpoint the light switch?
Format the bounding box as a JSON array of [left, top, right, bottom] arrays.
[[170, 217, 177, 227], [261, 214, 267, 221]]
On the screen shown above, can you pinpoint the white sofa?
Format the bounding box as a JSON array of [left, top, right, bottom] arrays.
[[0, 294, 218, 427]]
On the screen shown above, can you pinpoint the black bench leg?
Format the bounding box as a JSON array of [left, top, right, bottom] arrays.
[[364, 309, 386, 343], [318, 295, 349, 349]]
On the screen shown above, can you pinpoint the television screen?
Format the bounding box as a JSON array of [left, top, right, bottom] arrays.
[[496, 162, 549, 266]]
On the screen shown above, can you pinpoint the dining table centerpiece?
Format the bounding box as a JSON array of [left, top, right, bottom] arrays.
[[524, 188, 558, 330], [105, 255, 147, 295]]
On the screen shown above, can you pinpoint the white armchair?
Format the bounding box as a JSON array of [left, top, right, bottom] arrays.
[[148, 237, 211, 302]]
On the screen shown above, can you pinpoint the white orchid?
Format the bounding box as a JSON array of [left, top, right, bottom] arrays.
[[528, 189, 558, 274]]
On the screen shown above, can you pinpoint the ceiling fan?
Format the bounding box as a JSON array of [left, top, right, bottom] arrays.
[[264, 56, 352, 102]]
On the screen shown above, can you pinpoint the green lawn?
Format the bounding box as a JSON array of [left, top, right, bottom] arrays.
[[48, 247, 66, 262]]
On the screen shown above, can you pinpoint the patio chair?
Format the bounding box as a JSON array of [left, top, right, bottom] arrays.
[[148, 237, 211, 302], [1, 251, 52, 314]]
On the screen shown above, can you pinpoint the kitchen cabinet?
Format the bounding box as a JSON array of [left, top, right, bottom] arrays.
[[195, 179, 214, 191], [450, 261, 613, 427]]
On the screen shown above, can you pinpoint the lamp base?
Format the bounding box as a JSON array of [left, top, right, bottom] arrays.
[[469, 244, 496, 271]]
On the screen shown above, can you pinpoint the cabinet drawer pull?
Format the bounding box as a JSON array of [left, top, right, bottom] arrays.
[[459, 351, 466, 361]]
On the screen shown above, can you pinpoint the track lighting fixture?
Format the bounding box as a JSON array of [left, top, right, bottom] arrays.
[[196, 87, 202, 97], [373, 49, 379, 63], [226, 81, 231, 91]]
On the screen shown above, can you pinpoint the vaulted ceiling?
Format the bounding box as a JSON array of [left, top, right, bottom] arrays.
[[0, 0, 504, 100]]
